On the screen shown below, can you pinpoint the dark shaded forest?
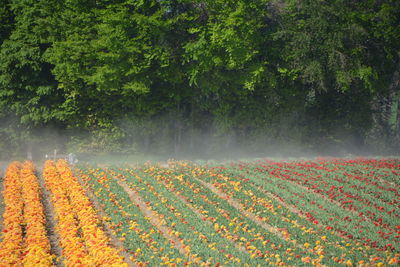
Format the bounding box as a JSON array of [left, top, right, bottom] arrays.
[[0, 0, 399, 159]]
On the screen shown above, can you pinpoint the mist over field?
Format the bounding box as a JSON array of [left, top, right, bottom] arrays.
[[0, 117, 397, 166], [0, 105, 399, 164]]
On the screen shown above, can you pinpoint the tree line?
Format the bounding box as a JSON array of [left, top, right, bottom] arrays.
[[1, 0, 399, 158]]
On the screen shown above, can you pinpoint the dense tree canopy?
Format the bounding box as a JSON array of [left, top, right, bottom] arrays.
[[0, 0, 399, 158]]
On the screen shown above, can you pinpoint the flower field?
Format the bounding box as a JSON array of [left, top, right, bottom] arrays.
[[0, 158, 399, 266]]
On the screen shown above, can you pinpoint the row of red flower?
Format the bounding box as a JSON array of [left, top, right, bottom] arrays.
[[232, 159, 399, 246]]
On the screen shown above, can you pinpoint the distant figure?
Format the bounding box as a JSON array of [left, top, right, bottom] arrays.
[[160, 162, 169, 168], [67, 153, 78, 165], [27, 144, 33, 161]]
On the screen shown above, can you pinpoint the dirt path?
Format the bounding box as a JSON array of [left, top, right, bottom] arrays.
[[0, 161, 9, 177], [283, 178, 375, 224], [0, 162, 5, 241], [36, 169, 65, 267], [240, 178, 352, 241], [168, 188, 249, 254], [74, 173, 137, 267], [114, 178, 203, 265], [376, 176, 399, 190], [195, 178, 291, 242]]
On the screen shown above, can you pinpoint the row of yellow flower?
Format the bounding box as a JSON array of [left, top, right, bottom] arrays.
[[0, 161, 54, 266], [43, 160, 127, 266]]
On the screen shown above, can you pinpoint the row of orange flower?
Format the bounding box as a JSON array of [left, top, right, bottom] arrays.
[[0, 161, 54, 266], [43, 160, 127, 266]]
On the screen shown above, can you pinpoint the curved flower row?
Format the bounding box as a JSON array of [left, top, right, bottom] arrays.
[[0, 161, 54, 266], [79, 167, 184, 266], [225, 160, 399, 249], [115, 167, 248, 265], [43, 160, 127, 266], [208, 159, 400, 265], [153, 163, 328, 265], [75, 159, 400, 266]]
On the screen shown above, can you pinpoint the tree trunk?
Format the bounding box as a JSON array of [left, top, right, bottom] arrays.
[[174, 102, 181, 155], [388, 65, 400, 135]]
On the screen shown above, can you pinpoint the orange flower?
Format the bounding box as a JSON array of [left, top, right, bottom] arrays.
[[0, 162, 25, 266], [43, 160, 127, 266], [0, 161, 54, 266], [20, 161, 54, 266]]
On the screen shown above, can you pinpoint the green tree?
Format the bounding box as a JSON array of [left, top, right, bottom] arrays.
[[275, 0, 400, 151], [0, 0, 62, 125]]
